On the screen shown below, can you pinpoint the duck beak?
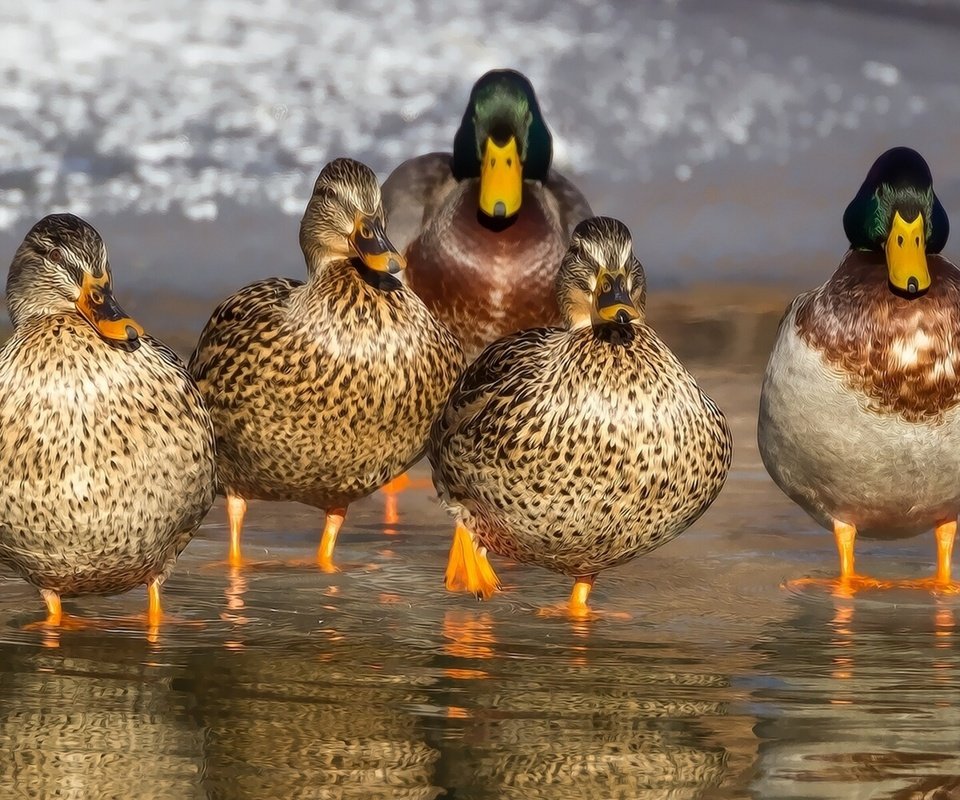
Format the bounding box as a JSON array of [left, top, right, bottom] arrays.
[[76, 272, 144, 348], [350, 215, 405, 274], [479, 136, 523, 219], [886, 210, 930, 294], [595, 270, 639, 325]]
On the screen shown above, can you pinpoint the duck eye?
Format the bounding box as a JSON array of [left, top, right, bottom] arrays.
[[91, 290, 103, 304], [602, 279, 612, 293], [360, 224, 370, 238], [49, 248, 63, 263]]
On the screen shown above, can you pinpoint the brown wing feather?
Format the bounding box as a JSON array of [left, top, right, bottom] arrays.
[[381, 153, 457, 254]]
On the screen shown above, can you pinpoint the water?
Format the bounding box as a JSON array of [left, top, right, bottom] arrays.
[[1, 355, 958, 799]]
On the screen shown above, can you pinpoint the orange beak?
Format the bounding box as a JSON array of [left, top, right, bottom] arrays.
[[349, 214, 406, 275], [76, 272, 144, 349]]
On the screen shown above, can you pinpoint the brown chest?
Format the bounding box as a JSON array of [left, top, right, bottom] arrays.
[[407, 182, 568, 355]]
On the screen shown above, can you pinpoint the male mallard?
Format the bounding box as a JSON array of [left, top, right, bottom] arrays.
[[429, 217, 732, 614], [382, 68, 593, 359], [0, 214, 216, 626], [759, 146, 960, 593], [189, 158, 464, 570]]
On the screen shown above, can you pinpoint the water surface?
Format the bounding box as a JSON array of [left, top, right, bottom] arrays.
[[2, 351, 958, 800]]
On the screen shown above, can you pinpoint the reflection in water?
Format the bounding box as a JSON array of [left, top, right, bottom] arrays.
[[750, 594, 960, 799], [185, 644, 442, 800], [0, 639, 205, 800], [432, 609, 734, 800]]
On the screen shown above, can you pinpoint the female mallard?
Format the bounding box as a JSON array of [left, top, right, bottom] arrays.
[[429, 217, 732, 614], [0, 214, 216, 626], [759, 146, 960, 593], [382, 68, 593, 359], [189, 158, 464, 571]]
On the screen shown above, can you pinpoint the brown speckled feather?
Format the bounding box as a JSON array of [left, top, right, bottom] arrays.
[[795, 251, 960, 422], [0, 318, 216, 597], [430, 323, 732, 576], [189, 262, 464, 510]]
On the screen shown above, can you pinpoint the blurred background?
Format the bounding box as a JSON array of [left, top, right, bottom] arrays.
[[3, 0, 960, 349]]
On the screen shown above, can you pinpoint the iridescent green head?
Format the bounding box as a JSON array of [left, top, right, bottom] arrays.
[[842, 146, 949, 295], [451, 69, 553, 220]]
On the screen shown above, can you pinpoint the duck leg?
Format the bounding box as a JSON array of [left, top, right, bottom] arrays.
[[317, 507, 347, 573], [936, 520, 956, 584], [382, 473, 410, 527], [900, 520, 960, 594], [445, 522, 500, 600], [226, 493, 247, 567], [147, 580, 162, 626], [788, 520, 886, 596], [41, 588, 62, 626], [381, 472, 435, 528], [569, 575, 595, 617], [536, 575, 630, 620]]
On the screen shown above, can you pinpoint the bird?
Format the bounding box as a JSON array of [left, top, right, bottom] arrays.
[[382, 68, 593, 360], [758, 146, 960, 595], [0, 213, 216, 627], [429, 217, 732, 615], [189, 158, 464, 571]]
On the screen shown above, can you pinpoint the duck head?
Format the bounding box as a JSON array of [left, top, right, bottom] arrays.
[[557, 217, 647, 330], [300, 157, 405, 275], [843, 146, 950, 296], [6, 213, 144, 350], [451, 69, 553, 220]]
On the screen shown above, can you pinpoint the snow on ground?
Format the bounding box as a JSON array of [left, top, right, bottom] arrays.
[[2, 0, 959, 234]]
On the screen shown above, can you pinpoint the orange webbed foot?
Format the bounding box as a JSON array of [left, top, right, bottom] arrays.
[[444, 523, 500, 600], [894, 577, 960, 596], [785, 574, 891, 598]]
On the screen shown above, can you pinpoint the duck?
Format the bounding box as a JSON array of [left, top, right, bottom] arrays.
[[189, 157, 465, 571], [382, 68, 593, 360], [429, 217, 732, 615], [758, 146, 960, 594], [0, 213, 216, 627]]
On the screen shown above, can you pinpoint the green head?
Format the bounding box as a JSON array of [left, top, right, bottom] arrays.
[[842, 146, 950, 295], [451, 69, 553, 219]]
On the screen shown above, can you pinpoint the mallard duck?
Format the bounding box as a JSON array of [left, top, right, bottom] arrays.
[[382, 68, 593, 359], [189, 158, 464, 570], [0, 214, 216, 626], [759, 146, 960, 594], [429, 217, 732, 614]]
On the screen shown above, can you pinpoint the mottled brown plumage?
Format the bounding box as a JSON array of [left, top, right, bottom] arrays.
[[382, 70, 592, 359], [429, 217, 732, 611], [795, 251, 960, 423], [189, 158, 464, 566], [0, 214, 216, 620]]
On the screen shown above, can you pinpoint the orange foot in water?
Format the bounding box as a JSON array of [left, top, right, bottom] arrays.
[[785, 574, 891, 599], [445, 523, 500, 600], [536, 576, 631, 621]]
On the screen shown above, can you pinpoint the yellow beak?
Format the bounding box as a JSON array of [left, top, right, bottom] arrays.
[[595, 270, 639, 325], [885, 210, 930, 294], [76, 272, 144, 348], [479, 136, 523, 219]]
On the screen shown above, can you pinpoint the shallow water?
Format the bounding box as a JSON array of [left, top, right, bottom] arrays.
[[2, 357, 958, 800]]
